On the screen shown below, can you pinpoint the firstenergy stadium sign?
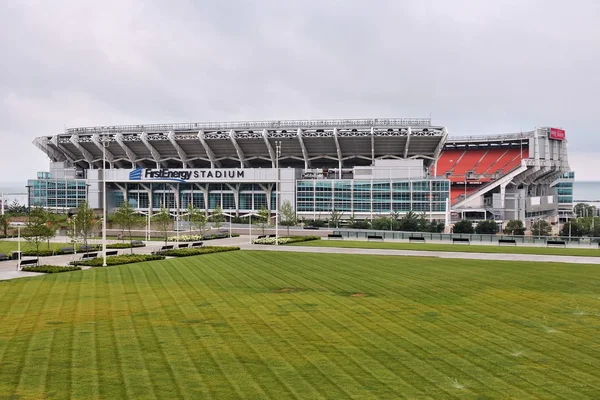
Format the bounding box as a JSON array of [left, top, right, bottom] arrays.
[[129, 168, 245, 182]]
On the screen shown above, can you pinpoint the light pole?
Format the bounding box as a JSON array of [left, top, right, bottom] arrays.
[[275, 141, 281, 246], [102, 135, 108, 267], [176, 214, 180, 245], [17, 225, 21, 270]]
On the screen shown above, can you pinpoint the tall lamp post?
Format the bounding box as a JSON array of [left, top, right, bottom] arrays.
[[275, 141, 281, 246], [102, 135, 108, 267], [17, 225, 21, 270]]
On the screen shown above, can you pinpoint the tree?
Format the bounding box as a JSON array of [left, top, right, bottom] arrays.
[[113, 201, 144, 253], [187, 204, 209, 238], [371, 216, 392, 231], [531, 219, 552, 237], [397, 211, 421, 232], [279, 200, 297, 235], [559, 220, 583, 238], [153, 207, 172, 245], [573, 203, 596, 218], [256, 206, 271, 235], [329, 209, 344, 229], [7, 199, 27, 215], [0, 214, 9, 236], [503, 220, 525, 236], [210, 205, 225, 231], [74, 201, 96, 251], [475, 219, 498, 234], [23, 207, 54, 262], [452, 219, 475, 234]]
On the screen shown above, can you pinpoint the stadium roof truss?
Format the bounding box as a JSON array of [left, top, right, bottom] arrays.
[[34, 118, 448, 170]]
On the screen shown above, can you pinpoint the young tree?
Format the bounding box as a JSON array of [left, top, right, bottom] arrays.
[[531, 219, 552, 237], [74, 201, 96, 252], [503, 220, 525, 235], [329, 209, 344, 229], [397, 211, 421, 232], [279, 200, 297, 235], [113, 201, 144, 253], [371, 216, 392, 231], [452, 219, 475, 234], [0, 213, 9, 236], [210, 205, 225, 231], [475, 219, 498, 234], [256, 206, 271, 235], [153, 207, 172, 245], [559, 220, 584, 237], [187, 204, 209, 237], [23, 207, 54, 262], [7, 199, 27, 215]]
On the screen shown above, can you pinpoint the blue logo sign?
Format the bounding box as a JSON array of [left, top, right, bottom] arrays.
[[129, 168, 142, 180]]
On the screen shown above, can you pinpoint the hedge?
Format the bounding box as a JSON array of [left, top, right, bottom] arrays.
[[253, 236, 321, 245], [157, 246, 240, 257], [22, 250, 56, 257], [167, 233, 240, 242], [22, 265, 82, 273], [71, 254, 164, 267], [107, 242, 146, 249]]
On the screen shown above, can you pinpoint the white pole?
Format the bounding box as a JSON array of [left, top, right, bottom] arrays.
[[102, 135, 107, 267], [176, 214, 180, 245], [17, 225, 21, 270], [275, 141, 281, 246], [229, 214, 232, 238], [249, 213, 252, 244]]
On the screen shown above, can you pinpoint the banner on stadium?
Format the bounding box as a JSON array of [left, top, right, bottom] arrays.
[[549, 128, 566, 141]]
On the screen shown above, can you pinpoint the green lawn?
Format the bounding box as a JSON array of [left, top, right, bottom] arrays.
[[291, 239, 600, 257], [0, 240, 69, 255], [1, 251, 600, 399]]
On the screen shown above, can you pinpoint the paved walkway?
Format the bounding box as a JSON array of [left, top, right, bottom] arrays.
[[2, 235, 599, 281]]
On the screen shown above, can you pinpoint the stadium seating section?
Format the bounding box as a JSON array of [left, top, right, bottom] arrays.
[[434, 146, 528, 204]]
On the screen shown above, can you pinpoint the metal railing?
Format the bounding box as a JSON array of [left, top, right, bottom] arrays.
[[61, 118, 432, 135], [448, 132, 534, 143]]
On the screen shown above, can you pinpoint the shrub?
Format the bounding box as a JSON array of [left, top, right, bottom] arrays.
[[22, 265, 82, 273], [71, 254, 164, 267], [157, 246, 240, 257], [106, 242, 146, 249], [253, 236, 320, 245], [22, 250, 55, 257], [167, 233, 240, 242]]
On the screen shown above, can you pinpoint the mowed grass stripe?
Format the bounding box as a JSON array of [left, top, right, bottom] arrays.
[[166, 260, 269, 399], [251, 252, 487, 398], [225, 255, 435, 399], [202, 257, 355, 400]]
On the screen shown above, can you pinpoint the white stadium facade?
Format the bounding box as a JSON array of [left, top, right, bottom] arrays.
[[28, 118, 573, 230]]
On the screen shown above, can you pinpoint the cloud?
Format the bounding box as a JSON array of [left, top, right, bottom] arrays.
[[0, 0, 599, 183]]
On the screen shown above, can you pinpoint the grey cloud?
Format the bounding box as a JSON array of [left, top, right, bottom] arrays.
[[1, 0, 599, 183]]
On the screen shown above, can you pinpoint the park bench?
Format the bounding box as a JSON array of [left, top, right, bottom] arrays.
[[452, 238, 470, 244], [0, 253, 9, 261], [152, 245, 174, 255], [328, 234, 344, 240], [19, 258, 38, 268], [105, 250, 119, 257], [367, 235, 384, 241], [257, 235, 267, 239], [178, 243, 189, 249], [547, 240, 567, 248], [59, 247, 75, 255], [191, 241, 204, 248], [78, 245, 97, 253], [498, 239, 517, 246], [81, 252, 98, 260], [409, 236, 426, 243]]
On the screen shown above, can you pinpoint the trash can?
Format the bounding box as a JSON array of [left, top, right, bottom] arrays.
[[12, 251, 22, 260]]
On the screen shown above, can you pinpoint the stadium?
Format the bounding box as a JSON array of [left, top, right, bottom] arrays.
[[28, 118, 573, 230]]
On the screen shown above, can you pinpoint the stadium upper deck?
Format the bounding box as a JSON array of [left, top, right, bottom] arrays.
[[33, 118, 447, 171]]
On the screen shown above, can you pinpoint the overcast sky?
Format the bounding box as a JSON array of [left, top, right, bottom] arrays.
[[1, 0, 599, 185]]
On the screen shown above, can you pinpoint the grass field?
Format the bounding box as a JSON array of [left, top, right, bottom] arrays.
[[1, 251, 600, 399], [0, 240, 68, 255], [291, 239, 600, 257]]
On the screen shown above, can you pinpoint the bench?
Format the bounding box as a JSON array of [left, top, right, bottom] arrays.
[[367, 235, 384, 241], [78, 245, 97, 253], [409, 236, 426, 243], [191, 241, 204, 248], [130, 240, 145, 247], [60, 247, 75, 255], [19, 258, 38, 267], [152, 244, 174, 254], [452, 238, 470, 244], [105, 250, 119, 257], [498, 239, 517, 246], [547, 240, 567, 248], [178, 243, 189, 249], [257, 235, 267, 239], [0, 253, 9, 262], [81, 252, 98, 260], [328, 234, 343, 240]]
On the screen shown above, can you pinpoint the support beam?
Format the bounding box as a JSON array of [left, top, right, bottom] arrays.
[[167, 130, 193, 168], [297, 129, 310, 169], [140, 132, 165, 168], [403, 127, 411, 159], [91, 134, 117, 168], [431, 127, 448, 177], [69, 135, 96, 168], [332, 128, 343, 173], [115, 132, 140, 167], [197, 130, 221, 168], [50, 135, 78, 164], [229, 130, 247, 168], [33, 137, 66, 162], [262, 129, 276, 167]]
